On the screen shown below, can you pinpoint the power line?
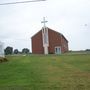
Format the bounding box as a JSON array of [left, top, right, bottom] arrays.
[[0, 0, 46, 5]]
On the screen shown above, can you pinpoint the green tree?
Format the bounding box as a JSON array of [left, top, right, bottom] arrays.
[[14, 49, 19, 54], [4, 46, 13, 55], [22, 48, 29, 54]]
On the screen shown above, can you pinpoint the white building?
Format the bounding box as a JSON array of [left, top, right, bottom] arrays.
[[0, 41, 5, 58]]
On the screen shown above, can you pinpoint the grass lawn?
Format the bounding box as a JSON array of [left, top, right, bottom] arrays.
[[0, 54, 90, 90]]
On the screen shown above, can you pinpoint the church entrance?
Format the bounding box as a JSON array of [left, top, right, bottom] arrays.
[[55, 46, 61, 54]]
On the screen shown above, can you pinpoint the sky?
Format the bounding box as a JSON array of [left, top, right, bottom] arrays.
[[0, 0, 90, 52]]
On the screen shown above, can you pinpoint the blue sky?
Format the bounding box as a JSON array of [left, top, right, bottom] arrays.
[[0, 0, 90, 51]]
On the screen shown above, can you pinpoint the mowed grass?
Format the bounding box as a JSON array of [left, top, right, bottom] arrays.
[[0, 54, 90, 90]]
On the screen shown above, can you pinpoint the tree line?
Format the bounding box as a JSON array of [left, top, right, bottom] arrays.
[[4, 46, 30, 55]]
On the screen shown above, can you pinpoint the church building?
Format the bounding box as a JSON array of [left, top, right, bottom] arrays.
[[31, 18, 68, 54]]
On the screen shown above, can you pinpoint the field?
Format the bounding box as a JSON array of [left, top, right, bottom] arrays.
[[0, 54, 90, 90]]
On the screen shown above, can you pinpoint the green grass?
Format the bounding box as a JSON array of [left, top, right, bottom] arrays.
[[0, 54, 90, 90]]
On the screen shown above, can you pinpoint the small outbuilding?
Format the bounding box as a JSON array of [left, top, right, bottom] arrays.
[[0, 41, 5, 57]]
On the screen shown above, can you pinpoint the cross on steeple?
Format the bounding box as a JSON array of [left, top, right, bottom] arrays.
[[41, 17, 48, 27]]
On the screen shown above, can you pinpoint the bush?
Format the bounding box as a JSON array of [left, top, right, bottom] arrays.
[[0, 57, 8, 63]]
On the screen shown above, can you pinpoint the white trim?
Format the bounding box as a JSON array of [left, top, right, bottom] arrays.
[[55, 46, 61, 54], [42, 27, 49, 54]]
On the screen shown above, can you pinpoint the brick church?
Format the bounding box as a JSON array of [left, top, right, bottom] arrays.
[[31, 18, 68, 54]]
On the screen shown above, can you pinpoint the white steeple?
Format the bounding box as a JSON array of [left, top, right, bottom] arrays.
[[41, 17, 49, 54]]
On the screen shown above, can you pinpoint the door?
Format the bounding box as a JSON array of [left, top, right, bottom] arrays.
[[55, 47, 61, 54]]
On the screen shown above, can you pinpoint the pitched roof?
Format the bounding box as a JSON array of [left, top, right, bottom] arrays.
[[31, 27, 68, 42]]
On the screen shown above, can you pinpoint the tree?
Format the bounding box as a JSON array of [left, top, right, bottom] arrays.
[[14, 49, 19, 54], [85, 49, 90, 51], [4, 46, 13, 55], [22, 48, 29, 54]]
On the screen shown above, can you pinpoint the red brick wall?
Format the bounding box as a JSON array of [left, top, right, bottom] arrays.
[[48, 29, 62, 54], [31, 30, 44, 54], [61, 35, 68, 53], [31, 28, 68, 54]]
